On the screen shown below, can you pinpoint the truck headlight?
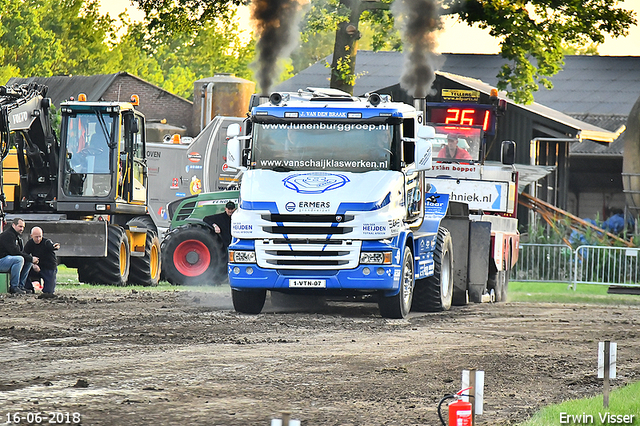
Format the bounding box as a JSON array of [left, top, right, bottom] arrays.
[[229, 250, 256, 263], [360, 252, 392, 265]]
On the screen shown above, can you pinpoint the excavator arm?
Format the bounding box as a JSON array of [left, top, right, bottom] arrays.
[[0, 83, 59, 215]]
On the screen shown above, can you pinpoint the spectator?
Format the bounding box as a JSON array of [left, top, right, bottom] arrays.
[[203, 201, 237, 284], [204, 201, 237, 247], [0, 218, 38, 294], [24, 227, 60, 297], [437, 135, 473, 160]]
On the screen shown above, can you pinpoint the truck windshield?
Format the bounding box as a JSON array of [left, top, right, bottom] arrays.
[[61, 112, 114, 197], [252, 122, 393, 172]]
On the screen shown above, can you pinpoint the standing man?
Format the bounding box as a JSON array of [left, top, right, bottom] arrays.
[[204, 201, 237, 248], [0, 218, 38, 294], [203, 201, 237, 283], [25, 227, 60, 296]]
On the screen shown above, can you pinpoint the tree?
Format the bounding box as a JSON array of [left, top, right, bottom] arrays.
[[132, 0, 636, 103]]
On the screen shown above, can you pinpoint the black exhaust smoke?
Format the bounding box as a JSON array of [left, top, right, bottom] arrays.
[[392, 0, 442, 98], [251, 0, 304, 95]]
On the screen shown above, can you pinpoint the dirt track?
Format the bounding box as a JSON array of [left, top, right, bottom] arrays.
[[1, 288, 639, 426]]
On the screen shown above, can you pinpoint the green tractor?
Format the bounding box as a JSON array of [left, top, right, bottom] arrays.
[[161, 190, 239, 285]]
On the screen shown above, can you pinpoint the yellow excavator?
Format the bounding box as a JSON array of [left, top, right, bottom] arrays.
[[0, 82, 160, 285]]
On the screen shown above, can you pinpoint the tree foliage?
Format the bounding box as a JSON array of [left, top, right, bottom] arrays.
[[0, 0, 256, 101], [443, 0, 636, 103]]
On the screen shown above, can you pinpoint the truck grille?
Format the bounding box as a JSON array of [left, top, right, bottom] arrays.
[[259, 214, 355, 237], [255, 240, 361, 270]]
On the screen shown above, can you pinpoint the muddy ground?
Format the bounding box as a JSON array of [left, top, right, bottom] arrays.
[[1, 287, 639, 426]]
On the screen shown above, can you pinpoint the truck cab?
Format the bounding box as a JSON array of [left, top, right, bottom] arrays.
[[226, 89, 450, 318]]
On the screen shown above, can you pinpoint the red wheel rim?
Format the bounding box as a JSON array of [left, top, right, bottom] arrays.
[[173, 240, 211, 277]]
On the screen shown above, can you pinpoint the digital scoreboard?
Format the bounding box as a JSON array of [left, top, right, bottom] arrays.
[[427, 104, 496, 135]]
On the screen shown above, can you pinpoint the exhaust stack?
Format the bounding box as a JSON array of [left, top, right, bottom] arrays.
[[414, 98, 427, 124]]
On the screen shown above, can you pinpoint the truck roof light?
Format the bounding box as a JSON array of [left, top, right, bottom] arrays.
[[78, 93, 87, 102], [172, 134, 181, 144], [347, 112, 362, 118], [284, 112, 298, 118], [130, 94, 139, 106]]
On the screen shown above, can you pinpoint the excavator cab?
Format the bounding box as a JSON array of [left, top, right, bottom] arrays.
[[57, 97, 148, 215]]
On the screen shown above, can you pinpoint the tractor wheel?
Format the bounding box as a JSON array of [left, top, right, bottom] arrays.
[[378, 248, 414, 319], [161, 224, 226, 285], [232, 289, 267, 314], [412, 227, 453, 312], [78, 225, 131, 285]]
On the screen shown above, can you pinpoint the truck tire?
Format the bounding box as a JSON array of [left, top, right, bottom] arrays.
[[127, 218, 161, 286], [232, 289, 267, 314], [488, 250, 509, 302], [78, 225, 131, 286], [378, 248, 414, 319], [161, 224, 226, 285], [412, 228, 453, 312]]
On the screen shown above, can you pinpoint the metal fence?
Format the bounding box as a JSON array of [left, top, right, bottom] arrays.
[[573, 245, 640, 287], [510, 244, 573, 283], [510, 243, 640, 289]]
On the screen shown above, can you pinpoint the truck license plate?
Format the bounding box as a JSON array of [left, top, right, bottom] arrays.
[[289, 279, 326, 288]]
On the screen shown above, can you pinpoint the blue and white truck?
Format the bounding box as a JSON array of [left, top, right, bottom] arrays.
[[225, 88, 519, 318]]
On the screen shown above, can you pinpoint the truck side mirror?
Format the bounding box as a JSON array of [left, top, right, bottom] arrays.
[[226, 136, 244, 170], [417, 125, 435, 140], [501, 140, 516, 165], [227, 123, 241, 138], [411, 125, 435, 173]]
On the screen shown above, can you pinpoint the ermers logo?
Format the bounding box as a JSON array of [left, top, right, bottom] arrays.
[[299, 201, 330, 209], [285, 202, 296, 212], [283, 172, 349, 194]]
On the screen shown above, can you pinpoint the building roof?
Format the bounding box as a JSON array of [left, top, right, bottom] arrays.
[[276, 51, 638, 154], [276, 51, 640, 118], [6, 72, 192, 107], [7, 74, 120, 106]]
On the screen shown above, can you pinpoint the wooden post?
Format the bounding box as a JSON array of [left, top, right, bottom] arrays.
[[604, 341, 610, 408], [469, 368, 477, 424], [281, 411, 291, 426]]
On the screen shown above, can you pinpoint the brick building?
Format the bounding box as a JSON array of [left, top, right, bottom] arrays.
[[7, 72, 195, 138]]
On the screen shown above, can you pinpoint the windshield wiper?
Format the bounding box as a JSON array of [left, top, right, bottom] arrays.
[[272, 166, 294, 172]]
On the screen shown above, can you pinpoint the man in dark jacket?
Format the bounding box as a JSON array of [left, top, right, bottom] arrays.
[[0, 218, 38, 294], [204, 201, 236, 247], [25, 226, 60, 295]]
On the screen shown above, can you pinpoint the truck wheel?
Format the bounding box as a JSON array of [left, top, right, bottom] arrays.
[[489, 269, 509, 302], [78, 225, 131, 285], [161, 224, 226, 285], [412, 228, 453, 312], [127, 218, 161, 286], [232, 289, 267, 314], [378, 248, 414, 319]]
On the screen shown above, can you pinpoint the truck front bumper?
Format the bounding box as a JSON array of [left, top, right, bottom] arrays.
[[228, 263, 401, 293]]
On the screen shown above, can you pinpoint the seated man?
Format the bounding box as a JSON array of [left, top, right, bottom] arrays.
[[0, 218, 38, 294], [437, 135, 473, 160]]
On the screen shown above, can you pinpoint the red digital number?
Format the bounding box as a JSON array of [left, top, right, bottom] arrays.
[[444, 108, 460, 124]]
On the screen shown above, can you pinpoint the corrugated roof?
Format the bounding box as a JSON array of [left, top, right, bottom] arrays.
[[7, 73, 120, 107], [276, 51, 640, 117], [6, 72, 193, 107]]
